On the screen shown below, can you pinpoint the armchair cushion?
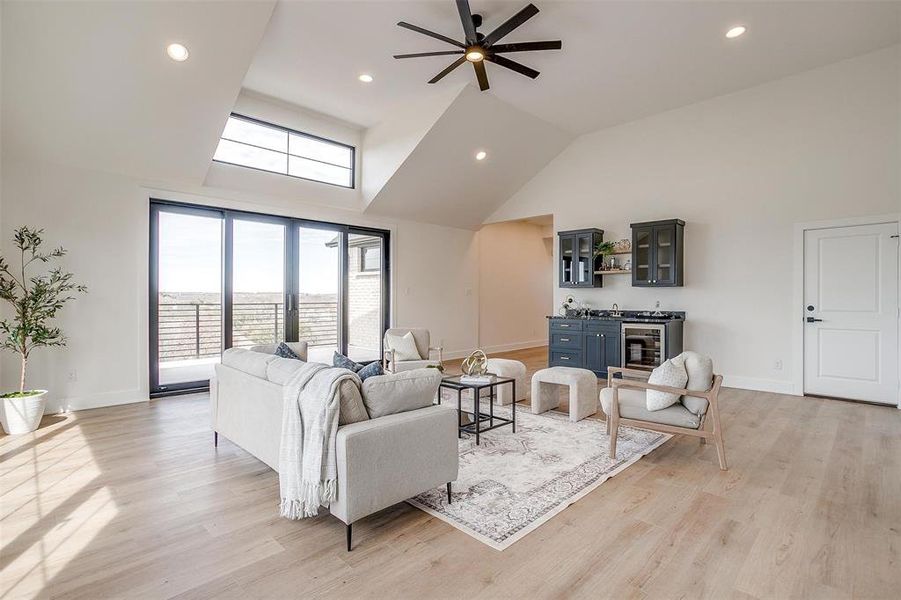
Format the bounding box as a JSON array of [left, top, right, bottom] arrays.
[[600, 387, 701, 429], [680, 351, 713, 416], [385, 328, 430, 359], [385, 331, 422, 361], [646, 355, 688, 411], [390, 359, 441, 372], [361, 368, 442, 419]]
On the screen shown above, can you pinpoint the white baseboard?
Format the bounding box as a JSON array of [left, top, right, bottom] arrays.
[[721, 375, 796, 395], [64, 388, 148, 412], [443, 341, 547, 360]]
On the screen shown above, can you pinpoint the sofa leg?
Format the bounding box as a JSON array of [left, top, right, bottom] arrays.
[[346, 523, 353, 551], [447, 482, 452, 504], [214, 431, 218, 447]]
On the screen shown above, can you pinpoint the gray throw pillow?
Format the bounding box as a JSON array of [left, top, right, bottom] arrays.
[[275, 342, 301, 360], [332, 351, 384, 381]]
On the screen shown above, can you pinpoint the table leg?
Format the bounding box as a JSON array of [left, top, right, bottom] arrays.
[[511, 380, 516, 433], [489, 385, 495, 428], [474, 389, 480, 445], [457, 388, 462, 439]]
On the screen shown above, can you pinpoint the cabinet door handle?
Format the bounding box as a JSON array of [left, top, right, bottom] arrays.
[[560, 356, 570, 360], [560, 324, 570, 328], [560, 337, 570, 342]]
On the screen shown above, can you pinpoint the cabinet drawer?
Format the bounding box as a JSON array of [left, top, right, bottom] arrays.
[[550, 332, 582, 350], [550, 319, 583, 332], [585, 321, 621, 334], [550, 349, 582, 366]]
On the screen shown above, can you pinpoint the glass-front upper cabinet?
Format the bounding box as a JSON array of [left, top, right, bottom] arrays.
[[558, 229, 605, 288], [630, 219, 685, 287]]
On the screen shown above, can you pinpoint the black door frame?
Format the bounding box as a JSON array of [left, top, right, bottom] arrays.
[[149, 199, 391, 398]]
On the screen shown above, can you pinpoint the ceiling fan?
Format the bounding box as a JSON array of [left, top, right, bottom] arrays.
[[393, 1, 561, 91]]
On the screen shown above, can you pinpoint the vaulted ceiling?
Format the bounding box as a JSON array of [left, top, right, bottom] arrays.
[[246, 1, 901, 133], [2, 1, 899, 230]]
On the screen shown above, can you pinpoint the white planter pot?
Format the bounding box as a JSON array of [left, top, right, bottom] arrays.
[[1, 390, 48, 434]]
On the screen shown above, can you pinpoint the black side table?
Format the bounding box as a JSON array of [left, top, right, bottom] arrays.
[[439, 374, 516, 445]]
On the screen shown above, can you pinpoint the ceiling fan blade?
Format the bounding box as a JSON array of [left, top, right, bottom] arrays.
[[482, 3, 539, 47], [397, 22, 465, 48], [473, 60, 490, 91], [486, 54, 539, 79], [429, 56, 467, 83], [456, 0, 477, 45], [491, 40, 562, 53], [394, 50, 465, 59]]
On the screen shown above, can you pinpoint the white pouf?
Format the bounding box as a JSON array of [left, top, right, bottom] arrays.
[[479, 358, 528, 406], [531, 367, 598, 422]]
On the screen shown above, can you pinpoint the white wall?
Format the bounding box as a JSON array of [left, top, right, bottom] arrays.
[[476, 220, 553, 353], [489, 46, 901, 393], [0, 157, 479, 412]]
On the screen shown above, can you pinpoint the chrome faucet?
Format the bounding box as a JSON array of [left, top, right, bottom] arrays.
[[652, 300, 663, 317], [611, 303, 622, 317]]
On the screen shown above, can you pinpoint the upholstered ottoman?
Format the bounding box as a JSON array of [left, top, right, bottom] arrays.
[[531, 367, 598, 422], [478, 358, 528, 406]]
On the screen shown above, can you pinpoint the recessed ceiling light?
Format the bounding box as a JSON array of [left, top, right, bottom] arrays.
[[166, 43, 189, 62], [465, 48, 485, 62], [475, 150, 487, 161], [358, 74, 373, 83], [725, 26, 747, 39]]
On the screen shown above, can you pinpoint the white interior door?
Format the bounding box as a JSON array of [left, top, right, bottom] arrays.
[[803, 222, 899, 405]]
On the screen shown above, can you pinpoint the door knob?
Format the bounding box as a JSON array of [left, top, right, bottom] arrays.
[[806, 317, 823, 323]]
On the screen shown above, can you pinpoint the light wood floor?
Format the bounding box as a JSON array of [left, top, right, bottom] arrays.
[[2, 346, 900, 599]]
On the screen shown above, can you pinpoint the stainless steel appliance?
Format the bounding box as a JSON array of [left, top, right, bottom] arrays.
[[621, 322, 666, 371]]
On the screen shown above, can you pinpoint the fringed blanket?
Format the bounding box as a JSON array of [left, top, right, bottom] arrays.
[[279, 362, 361, 519]]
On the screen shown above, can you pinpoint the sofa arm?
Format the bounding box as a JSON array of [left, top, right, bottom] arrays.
[[330, 405, 459, 525]]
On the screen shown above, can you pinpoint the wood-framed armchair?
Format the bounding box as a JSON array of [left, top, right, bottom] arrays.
[[601, 357, 727, 470], [382, 327, 443, 374]]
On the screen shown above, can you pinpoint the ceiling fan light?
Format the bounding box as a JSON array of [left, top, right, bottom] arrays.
[[465, 48, 485, 62]]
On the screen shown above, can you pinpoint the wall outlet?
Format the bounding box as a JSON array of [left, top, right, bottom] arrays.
[[773, 359, 783, 371], [68, 369, 78, 382]]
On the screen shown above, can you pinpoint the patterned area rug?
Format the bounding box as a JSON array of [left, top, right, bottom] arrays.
[[408, 401, 671, 550]]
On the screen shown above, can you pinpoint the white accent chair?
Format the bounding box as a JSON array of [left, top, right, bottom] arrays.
[[531, 366, 598, 422], [600, 351, 727, 470], [383, 328, 443, 373]]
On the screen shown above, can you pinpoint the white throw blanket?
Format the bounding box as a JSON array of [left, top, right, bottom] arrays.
[[279, 362, 361, 519]]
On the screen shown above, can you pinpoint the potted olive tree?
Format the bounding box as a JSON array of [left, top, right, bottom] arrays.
[[0, 227, 86, 434]]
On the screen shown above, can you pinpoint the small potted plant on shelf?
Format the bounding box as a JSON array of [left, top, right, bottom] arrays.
[[0, 227, 86, 434], [594, 241, 616, 270]]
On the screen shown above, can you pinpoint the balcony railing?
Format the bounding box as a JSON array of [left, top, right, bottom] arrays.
[[158, 301, 338, 362]]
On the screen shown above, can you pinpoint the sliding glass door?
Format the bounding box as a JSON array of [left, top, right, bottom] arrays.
[[231, 218, 287, 348], [150, 201, 390, 396], [298, 226, 342, 364]]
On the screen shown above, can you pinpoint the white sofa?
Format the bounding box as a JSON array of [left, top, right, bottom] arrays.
[[210, 344, 459, 550]]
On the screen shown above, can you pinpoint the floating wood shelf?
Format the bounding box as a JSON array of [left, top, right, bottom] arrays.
[[595, 269, 632, 275]]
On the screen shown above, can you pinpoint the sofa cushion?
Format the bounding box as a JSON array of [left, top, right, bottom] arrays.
[[361, 368, 441, 419], [646, 355, 688, 411], [264, 355, 369, 425], [336, 378, 369, 425], [600, 387, 701, 429], [266, 356, 306, 385], [680, 351, 713, 416], [221, 348, 277, 379]]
